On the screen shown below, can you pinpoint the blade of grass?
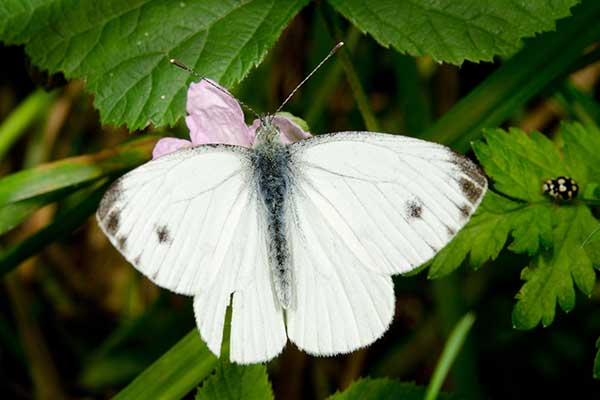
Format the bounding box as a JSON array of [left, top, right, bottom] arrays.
[[113, 329, 221, 400], [0, 89, 57, 161], [0, 180, 109, 274], [0, 134, 157, 208], [424, 313, 476, 400], [421, 0, 600, 150], [0, 185, 88, 235]]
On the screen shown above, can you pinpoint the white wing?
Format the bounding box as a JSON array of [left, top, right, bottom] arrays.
[[285, 131, 487, 354], [97, 145, 286, 362]]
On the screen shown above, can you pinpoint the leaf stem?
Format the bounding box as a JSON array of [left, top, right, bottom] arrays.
[[0, 89, 56, 162], [424, 312, 476, 400], [320, 3, 380, 132], [114, 329, 220, 400]]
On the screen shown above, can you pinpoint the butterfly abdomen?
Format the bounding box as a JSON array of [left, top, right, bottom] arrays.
[[251, 142, 293, 309]]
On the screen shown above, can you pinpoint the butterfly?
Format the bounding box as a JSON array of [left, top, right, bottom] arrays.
[[96, 49, 487, 364]]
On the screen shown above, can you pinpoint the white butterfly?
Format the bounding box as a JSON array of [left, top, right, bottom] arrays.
[[96, 52, 487, 364]]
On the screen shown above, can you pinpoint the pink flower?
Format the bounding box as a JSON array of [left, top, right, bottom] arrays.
[[152, 79, 311, 159]]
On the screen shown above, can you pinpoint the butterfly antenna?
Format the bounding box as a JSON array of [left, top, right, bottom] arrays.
[[169, 58, 261, 119], [274, 41, 344, 114]]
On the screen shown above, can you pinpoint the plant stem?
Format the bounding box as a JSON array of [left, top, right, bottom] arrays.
[[114, 329, 221, 400], [320, 3, 380, 132], [5, 272, 66, 400], [0, 89, 56, 162], [424, 312, 476, 400]]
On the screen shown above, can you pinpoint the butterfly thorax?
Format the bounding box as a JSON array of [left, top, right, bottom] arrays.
[[250, 122, 293, 309]]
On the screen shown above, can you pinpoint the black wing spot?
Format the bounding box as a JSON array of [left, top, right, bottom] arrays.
[[446, 226, 456, 237], [406, 199, 423, 219], [106, 210, 120, 235], [459, 204, 472, 218], [156, 225, 171, 244], [459, 178, 483, 204], [117, 236, 127, 251]]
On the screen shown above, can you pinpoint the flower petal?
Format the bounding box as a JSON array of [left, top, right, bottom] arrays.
[[249, 115, 312, 144], [186, 79, 253, 147], [152, 137, 192, 159]]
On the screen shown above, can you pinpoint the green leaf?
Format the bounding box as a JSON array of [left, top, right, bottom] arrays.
[[0, 0, 308, 129], [328, 378, 460, 400], [561, 122, 600, 184], [512, 205, 599, 329], [428, 192, 552, 278], [327, 0, 578, 65], [195, 363, 273, 400], [473, 128, 568, 202]]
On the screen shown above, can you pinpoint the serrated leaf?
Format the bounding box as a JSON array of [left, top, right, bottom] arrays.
[[473, 128, 568, 202], [512, 205, 599, 329], [561, 122, 600, 185], [327, 378, 460, 400], [195, 363, 273, 400], [429, 192, 552, 278], [326, 0, 578, 65], [0, 0, 308, 129]]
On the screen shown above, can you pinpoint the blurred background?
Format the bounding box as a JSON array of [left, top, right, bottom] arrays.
[[1, 3, 600, 399]]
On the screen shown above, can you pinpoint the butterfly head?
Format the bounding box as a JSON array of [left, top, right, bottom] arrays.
[[254, 115, 281, 146]]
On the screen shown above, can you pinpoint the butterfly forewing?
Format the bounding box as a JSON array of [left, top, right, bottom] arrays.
[[97, 145, 287, 363], [285, 131, 487, 354]]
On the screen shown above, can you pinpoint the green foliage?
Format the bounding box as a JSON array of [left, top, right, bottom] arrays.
[[328, 379, 460, 400], [195, 363, 273, 400], [0, 0, 308, 129], [421, 0, 600, 151], [430, 123, 600, 329], [327, 0, 579, 64]]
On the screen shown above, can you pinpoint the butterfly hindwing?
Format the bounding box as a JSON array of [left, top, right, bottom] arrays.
[[194, 189, 286, 363]]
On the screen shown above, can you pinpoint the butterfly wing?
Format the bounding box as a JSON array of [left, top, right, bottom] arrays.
[[97, 145, 286, 362], [285, 132, 487, 354]]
